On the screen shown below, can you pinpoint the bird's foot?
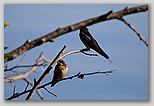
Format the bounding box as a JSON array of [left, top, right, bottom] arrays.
[[81, 48, 98, 56]]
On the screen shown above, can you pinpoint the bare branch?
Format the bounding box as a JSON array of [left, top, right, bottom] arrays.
[[24, 81, 29, 91], [4, 63, 47, 72], [4, 4, 148, 63], [43, 87, 57, 98], [118, 17, 148, 46], [4, 52, 45, 82], [6, 69, 116, 100], [40, 48, 98, 65], [60, 69, 116, 81], [24, 78, 44, 100], [83, 69, 116, 76], [60, 48, 98, 59], [16, 54, 26, 66]]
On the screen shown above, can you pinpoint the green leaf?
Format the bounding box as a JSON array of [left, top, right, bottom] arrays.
[[4, 22, 10, 28], [4, 53, 13, 57], [4, 53, 13, 63]]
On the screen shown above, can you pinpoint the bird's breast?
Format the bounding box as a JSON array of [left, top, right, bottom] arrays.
[[62, 67, 68, 77]]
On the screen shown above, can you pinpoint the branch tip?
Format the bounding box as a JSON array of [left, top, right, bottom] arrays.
[[13, 85, 16, 94], [44, 87, 57, 98]]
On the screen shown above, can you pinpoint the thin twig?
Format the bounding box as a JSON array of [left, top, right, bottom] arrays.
[[24, 78, 44, 100], [60, 48, 98, 59], [16, 54, 26, 66], [44, 87, 57, 98], [4, 52, 45, 83], [118, 17, 148, 47], [24, 82, 29, 91], [4, 63, 48, 72], [60, 69, 116, 81]]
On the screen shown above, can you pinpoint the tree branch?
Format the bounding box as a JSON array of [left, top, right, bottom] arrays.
[[23, 78, 44, 100], [4, 52, 45, 82], [6, 69, 116, 100], [118, 17, 148, 46], [4, 4, 148, 63], [60, 48, 98, 59], [43, 87, 57, 98], [4, 63, 47, 72]]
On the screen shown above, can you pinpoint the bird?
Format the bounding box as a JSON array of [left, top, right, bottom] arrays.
[[51, 60, 68, 87], [79, 26, 110, 59]]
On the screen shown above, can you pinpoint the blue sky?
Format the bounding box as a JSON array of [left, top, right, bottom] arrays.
[[4, 4, 148, 100]]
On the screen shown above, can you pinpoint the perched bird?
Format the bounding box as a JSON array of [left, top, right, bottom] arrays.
[[51, 60, 68, 87], [79, 26, 110, 59]]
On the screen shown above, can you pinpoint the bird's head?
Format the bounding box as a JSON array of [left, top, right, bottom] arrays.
[[80, 26, 88, 33], [57, 60, 66, 66]]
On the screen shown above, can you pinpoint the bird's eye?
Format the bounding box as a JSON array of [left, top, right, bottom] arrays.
[[83, 29, 87, 32]]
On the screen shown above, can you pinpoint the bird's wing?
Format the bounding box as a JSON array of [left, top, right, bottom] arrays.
[[80, 31, 100, 49], [80, 31, 109, 59]]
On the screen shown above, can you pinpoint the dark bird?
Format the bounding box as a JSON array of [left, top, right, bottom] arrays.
[[51, 60, 68, 87], [79, 26, 110, 59]]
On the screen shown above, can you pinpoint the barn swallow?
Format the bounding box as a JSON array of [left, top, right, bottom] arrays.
[[51, 60, 68, 87], [79, 26, 109, 59]]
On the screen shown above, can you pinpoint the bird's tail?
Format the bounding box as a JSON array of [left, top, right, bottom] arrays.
[[94, 46, 109, 59], [108, 58, 113, 63]]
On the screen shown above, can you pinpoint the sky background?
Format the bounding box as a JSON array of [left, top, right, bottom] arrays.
[[4, 4, 148, 100]]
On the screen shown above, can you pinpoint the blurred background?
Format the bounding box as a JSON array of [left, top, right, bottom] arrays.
[[4, 4, 148, 100]]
